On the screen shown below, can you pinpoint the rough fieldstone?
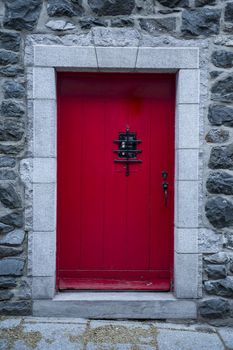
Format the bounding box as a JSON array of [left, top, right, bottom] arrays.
[[88, 0, 135, 16], [47, 0, 81, 17], [211, 75, 233, 103], [79, 17, 107, 30], [205, 129, 229, 143], [157, 0, 189, 7], [204, 252, 230, 264], [0, 170, 17, 180], [139, 18, 177, 34], [0, 258, 24, 276], [0, 246, 23, 258], [3, 81, 25, 99], [205, 197, 233, 228], [204, 277, 233, 297], [0, 223, 13, 235], [1, 100, 25, 118], [45, 20, 76, 31], [0, 157, 16, 168], [0, 211, 24, 228], [3, 119, 24, 142], [0, 300, 31, 315], [0, 65, 24, 77], [199, 298, 230, 319], [111, 18, 134, 27], [0, 31, 21, 52], [4, 0, 42, 31], [225, 2, 233, 22], [208, 105, 233, 127], [195, 0, 216, 6], [205, 265, 227, 279], [0, 277, 17, 289], [0, 229, 25, 246], [210, 71, 223, 80], [206, 172, 233, 195], [0, 184, 21, 209], [0, 50, 18, 66], [0, 143, 24, 155], [208, 143, 233, 170], [0, 290, 13, 301], [15, 279, 31, 300], [212, 50, 233, 69], [224, 232, 233, 250], [181, 8, 221, 36]]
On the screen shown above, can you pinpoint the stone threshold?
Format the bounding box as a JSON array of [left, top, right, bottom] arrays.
[[33, 292, 197, 319]]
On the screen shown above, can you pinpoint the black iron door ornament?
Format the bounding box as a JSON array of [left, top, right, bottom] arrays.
[[113, 127, 142, 176]]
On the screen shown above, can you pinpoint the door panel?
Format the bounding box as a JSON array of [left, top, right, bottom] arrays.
[[57, 73, 175, 290]]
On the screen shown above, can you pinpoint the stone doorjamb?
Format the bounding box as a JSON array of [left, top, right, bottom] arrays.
[[24, 36, 205, 318]]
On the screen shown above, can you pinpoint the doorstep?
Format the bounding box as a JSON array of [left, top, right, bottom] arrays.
[[33, 292, 197, 319]]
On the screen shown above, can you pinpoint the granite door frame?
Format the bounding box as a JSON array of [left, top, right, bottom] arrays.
[[25, 39, 203, 318]]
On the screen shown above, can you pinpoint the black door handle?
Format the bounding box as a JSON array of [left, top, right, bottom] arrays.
[[162, 171, 168, 207]]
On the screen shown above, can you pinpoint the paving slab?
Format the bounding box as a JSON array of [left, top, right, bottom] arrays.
[[157, 329, 224, 350], [218, 327, 233, 349]]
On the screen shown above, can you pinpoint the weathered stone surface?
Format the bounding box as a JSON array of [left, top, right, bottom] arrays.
[[224, 232, 233, 250], [205, 265, 227, 279], [205, 277, 233, 297], [0, 229, 25, 246], [0, 143, 24, 155], [0, 300, 31, 315], [0, 277, 17, 289], [4, 0, 42, 31], [0, 50, 18, 66], [225, 2, 233, 22], [206, 172, 233, 195], [205, 197, 233, 228], [1, 100, 25, 118], [199, 229, 222, 253], [181, 9, 221, 36], [0, 157, 16, 168], [88, 0, 135, 16], [15, 279, 31, 300], [0, 65, 24, 77], [111, 18, 134, 27], [209, 143, 233, 170], [0, 258, 24, 276], [79, 17, 107, 30], [0, 31, 21, 52], [0, 119, 25, 142], [211, 75, 233, 103], [47, 0, 81, 17], [199, 298, 230, 319], [0, 290, 13, 301], [0, 246, 23, 258], [0, 169, 17, 180], [204, 252, 230, 264], [157, 0, 189, 7], [195, 0, 216, 6], [0, 211, 24, 228], [212, 50, 233, 69], [46, 20, 76, 31], [3, 81, 25, 99], [208, 105, 233, 127], [205, 129, 229, 143], [139, 18, 176, 34], [92, 27, 140, 47], [0, 184, 21, 209], [0, 223, 13, 235], [210, 71, 223, 80]]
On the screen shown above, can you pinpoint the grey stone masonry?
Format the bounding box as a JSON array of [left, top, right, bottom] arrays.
[[0, 0, 232, 324]]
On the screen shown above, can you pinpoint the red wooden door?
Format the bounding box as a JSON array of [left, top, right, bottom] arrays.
[[57, 73, 175, 291]]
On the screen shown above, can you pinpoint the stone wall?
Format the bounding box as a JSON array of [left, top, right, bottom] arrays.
[[0, 0, 233, 323]]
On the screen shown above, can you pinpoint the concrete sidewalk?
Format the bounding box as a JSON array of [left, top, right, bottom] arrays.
[[0, 317, 233, 350]]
